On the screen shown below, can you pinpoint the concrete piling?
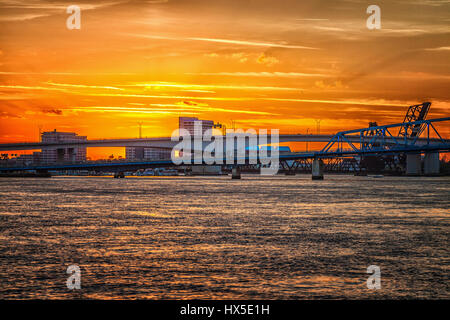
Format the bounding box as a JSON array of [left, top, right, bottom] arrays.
[[406, 154, 422, 176], [231, 167, 241, 179], [312, 159, 324, 180], [424, 152, 440, 176], [114, 172, 125, 178]]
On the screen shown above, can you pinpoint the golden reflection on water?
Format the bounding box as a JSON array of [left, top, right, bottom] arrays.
[[130, 211, 172, 218], [0, 175, 449, 299]]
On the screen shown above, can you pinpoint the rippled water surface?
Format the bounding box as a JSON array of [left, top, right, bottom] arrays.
[[0, 175, 449, 299]]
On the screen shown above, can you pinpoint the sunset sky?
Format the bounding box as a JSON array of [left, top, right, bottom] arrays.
[[0, 0, 449, 158]]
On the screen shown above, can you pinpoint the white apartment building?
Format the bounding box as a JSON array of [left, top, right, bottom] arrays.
[[41, 130, 87, 163], [179, 117, 214, 136]]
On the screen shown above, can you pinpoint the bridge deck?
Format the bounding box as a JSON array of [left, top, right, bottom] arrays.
[[0, 135, 447, 151]]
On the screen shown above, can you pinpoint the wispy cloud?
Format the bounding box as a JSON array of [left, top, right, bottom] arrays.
[[150, 101, 276, 115], [256, 53, 279, 66], [0, 71, 137, 76], [67, 106, 196, 117], [185, 72, 329, 78], [46, 81, 124, 91], [82, 92, 250, 101], [124, 82, 304, 92], [66, 103, 276, 116], [0, 84, 69, 92], [424, 46, 450, 51], [394, 0, 450, 7], [126, 34, 318, 50], [261, 97, 411, 107], [313, 26, 346, 32], [374, 71, 450, 80], [188, 37, 317, 50], [0, 13, 51, 21], [0, 1, 122, 10], [296, 18, 329, 21], [0, 1, 124, 22], [42, 108, 63, 115]]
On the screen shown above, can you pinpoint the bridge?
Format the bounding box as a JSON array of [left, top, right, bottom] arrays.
[[0, 134, 379, 151], [1, 117, 449, 179], [281, 117, 450, 178], [0, 134, 445, 152]]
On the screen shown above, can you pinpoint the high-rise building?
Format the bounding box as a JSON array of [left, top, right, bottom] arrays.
[[41, 130, 87, 163], [144, 148, 171, 160], [14, 154, 34, 166], [125, 146, 144, 160], [125, 117, 214, 161], [179, 117, 214, 136], [126, 146, 171, 161]]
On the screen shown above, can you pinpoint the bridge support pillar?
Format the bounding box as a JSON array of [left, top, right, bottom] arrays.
[[406, 154, 422, 176], [114, 172, 125, 179], [231, 167, 241, 179], [312, 159, 324, 180], [424, 152, 440, 176]]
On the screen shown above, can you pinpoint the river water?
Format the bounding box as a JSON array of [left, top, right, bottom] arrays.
[[0, 175, 449, 299]]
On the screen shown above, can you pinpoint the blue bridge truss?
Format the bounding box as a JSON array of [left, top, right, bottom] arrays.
[[316, 117, 450, 158]]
